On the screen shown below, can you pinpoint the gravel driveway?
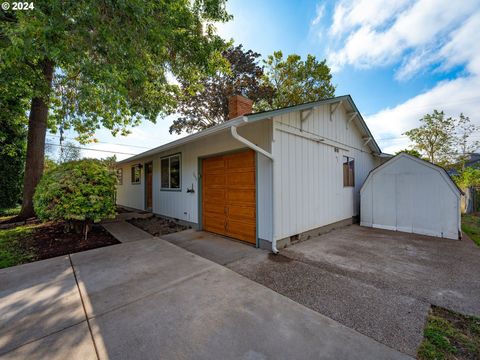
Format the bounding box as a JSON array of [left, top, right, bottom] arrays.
[[227, 224, 480, 356]]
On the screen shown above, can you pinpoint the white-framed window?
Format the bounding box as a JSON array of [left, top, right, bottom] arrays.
[[117, 168, 123, 185], [131, 165, 141, 184], [161, 154, 181, 190], [343, 156, 355, 187]]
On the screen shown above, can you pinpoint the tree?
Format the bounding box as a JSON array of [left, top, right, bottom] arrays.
[[395, 149, 423, 158], [403, 110, 455, 165], [33, 159, 117, 240], [256, 51, 335, 111], [170, 45, 275, 134], [1, 1, 230, 219], [59, 142, 82, 163], [455, 113, 479, 170]]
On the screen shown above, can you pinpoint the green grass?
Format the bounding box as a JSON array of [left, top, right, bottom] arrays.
[[0, 205, 21, 221], [418, 306, 480, 360], [0, 224, 36, 269], [462, 214, 480, 247]]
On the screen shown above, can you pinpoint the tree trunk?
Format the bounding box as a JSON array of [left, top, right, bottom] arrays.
[[18, 60, 54, 219]]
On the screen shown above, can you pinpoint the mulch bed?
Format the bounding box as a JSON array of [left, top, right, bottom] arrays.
[[21, 222, 120, 261], [128, 216, 188, 237]]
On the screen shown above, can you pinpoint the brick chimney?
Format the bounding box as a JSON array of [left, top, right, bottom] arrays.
[[228, 94, 253, 120]]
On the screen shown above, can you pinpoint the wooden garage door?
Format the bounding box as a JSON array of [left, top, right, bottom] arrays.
[[202, 150, 256, 244]]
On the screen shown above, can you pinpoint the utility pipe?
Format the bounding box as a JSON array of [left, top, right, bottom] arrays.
[[230, 117, 278, 254]]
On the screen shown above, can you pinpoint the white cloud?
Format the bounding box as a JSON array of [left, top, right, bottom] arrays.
[[326, 0, 479, 78], [311, 3, 326, 26], [366, 75, 480, 154]]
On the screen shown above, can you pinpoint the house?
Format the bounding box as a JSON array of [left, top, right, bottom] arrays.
[[116, 95, 387, 252], [360, 153, 462, 240]]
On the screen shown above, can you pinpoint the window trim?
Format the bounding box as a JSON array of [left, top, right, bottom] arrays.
[[160, 153, 182, 191], [131, 165, 141, 185], [343, 156, 355, 187]]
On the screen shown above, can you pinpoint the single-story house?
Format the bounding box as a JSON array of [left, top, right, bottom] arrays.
[[116, 94, 389, 252], [360, 153, 463, 240]]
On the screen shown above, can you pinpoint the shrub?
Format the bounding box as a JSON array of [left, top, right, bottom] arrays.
[[33, 159, 117, 239]]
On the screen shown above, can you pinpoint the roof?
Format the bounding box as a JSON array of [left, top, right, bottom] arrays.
[[118, 95, 382, 165], [361, 152, 464, 196]]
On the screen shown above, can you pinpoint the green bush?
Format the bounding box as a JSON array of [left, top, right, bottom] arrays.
[[33, 159, 117, 238]]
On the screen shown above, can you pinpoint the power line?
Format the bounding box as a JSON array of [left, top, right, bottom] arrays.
[[46, 134, 152, 149], [45, 142, 138, 156]]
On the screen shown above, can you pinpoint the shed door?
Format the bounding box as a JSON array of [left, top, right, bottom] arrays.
[[202, 150, 256, 244]]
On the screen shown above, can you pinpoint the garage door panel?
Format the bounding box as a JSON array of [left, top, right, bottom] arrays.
[[227, 220, 256, 244], [226, 171, 255, 188], [203, 188, 225, 203], [226, 151, 255, 170], [203, 150, 256, 244], [228, 205, 255, 220], [226, 189, 255, 204], [203, 157, 225, 172], [204, 174, 226, 188]]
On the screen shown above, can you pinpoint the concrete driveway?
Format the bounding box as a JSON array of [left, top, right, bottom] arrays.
[[0, 237, 408, 359], [229, 225, 480, 356]]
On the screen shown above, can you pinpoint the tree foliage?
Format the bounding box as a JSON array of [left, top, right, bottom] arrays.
[[256, 51, 336, 111], [454, 167, 480, 189], [33, 159, 117, 238], [170, 44, 275, 134], [404, 110, 455, 165], [1, 0, 230, 217], [455, 113, 479, 170], [395, 149, 423, 158], [0, 78, 27, 208]]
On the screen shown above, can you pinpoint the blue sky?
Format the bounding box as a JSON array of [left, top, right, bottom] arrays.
[[53, 0, 480, 160]]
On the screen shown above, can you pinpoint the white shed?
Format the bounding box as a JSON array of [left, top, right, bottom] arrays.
[[360, 153, 462, 240]]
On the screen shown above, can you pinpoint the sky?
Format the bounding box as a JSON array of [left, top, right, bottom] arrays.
[[50, 0, 480, 160]]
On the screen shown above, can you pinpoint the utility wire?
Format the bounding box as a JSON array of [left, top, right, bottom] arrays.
[[45, 142, 138, 156]]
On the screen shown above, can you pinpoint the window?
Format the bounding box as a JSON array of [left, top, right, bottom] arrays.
[[161, 154, 181, 190], [131, 165, 141, 184], [343, 156, 355, 187], [116, 168, 123, 185]]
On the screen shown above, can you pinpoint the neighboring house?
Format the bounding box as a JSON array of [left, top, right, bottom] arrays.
[[360, 153, 463, 240], [116, 95, 388, 252], [446, 153, 480, 176]]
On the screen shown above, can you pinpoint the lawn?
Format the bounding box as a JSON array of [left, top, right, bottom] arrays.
[[417, 306, 480, 360], [0, 224, 37, 268], [462, 214, 480, 246]]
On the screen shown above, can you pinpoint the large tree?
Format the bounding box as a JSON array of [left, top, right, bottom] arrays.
[[455, 113, 479, 170], [256, 51, 336, 111], [170, 44, 274, 134], [404, 110, 456, 165], [1, 1, 230, 218]]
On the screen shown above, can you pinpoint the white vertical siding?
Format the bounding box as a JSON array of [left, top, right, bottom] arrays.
[[116, 120, 273, 240], [272, 103, 379, 241]]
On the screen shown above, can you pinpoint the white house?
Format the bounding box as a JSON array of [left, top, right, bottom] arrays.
[[360, 153, 462, 240], [116, 95, 386, 252]]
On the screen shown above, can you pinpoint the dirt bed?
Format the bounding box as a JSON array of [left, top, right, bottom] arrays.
[[26, 222, 120, 261], [128, 216, 188, 237]]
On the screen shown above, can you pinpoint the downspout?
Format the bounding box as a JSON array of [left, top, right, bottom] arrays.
[[230, 117, 278, 253]]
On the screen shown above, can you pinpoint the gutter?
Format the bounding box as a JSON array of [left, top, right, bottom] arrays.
[[230, 116, 278, 254]]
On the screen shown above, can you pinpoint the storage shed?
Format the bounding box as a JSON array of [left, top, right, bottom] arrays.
[[360, 153, 462, 240]]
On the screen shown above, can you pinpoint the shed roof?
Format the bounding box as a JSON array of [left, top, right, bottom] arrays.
[[118, 95, 382, 165], [361, 152, 464, 196]]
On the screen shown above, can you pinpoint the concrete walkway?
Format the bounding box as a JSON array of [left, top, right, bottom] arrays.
[[0, 237, 410, 359], [102, 221, 153, 243], [161, 229, 261, 265]]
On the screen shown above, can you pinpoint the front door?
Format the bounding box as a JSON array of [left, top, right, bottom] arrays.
[[145, 162, 153, 210], [202, 150, 256, 244]]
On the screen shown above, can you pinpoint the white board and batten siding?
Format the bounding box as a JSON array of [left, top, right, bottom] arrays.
[[116, 120, 274, 242], [360, 154, 462, 240], [271, 103, 381, 241]]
